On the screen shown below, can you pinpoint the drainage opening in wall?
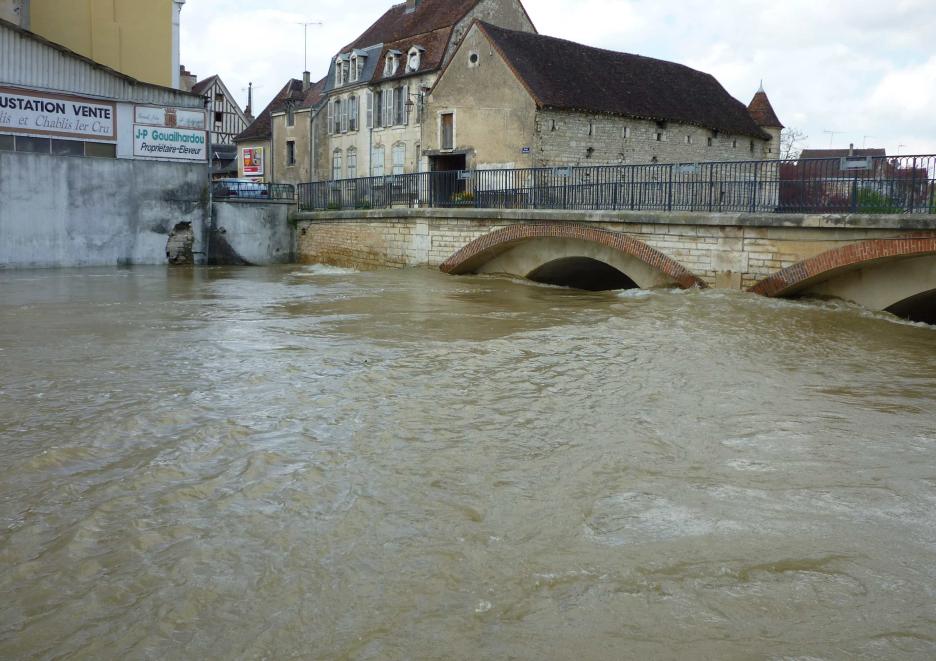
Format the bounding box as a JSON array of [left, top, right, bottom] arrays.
[[526, 257, 638, 292]]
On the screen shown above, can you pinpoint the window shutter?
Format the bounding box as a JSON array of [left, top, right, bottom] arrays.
[[384, 88, 393, 127], [341, 100, 348, 133], [366, 91, 373, 129], [402, 85, 409, 125], [327, 99, 334, 134]]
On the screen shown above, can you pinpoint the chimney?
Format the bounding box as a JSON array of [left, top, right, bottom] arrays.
[[179, 65, 197, 92], [405, 0, 421, 13], [302, 71, 311, 92], [849, 143, 854, 156]]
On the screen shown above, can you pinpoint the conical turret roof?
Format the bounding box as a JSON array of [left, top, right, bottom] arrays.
[[748, 84, 783, 128]]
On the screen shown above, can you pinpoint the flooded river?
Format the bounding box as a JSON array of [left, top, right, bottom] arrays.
[[1, 265, 936, 660]]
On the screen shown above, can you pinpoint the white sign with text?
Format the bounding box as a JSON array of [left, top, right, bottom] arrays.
[[0, 87, 116, 141], [133, 125, 207, 161]]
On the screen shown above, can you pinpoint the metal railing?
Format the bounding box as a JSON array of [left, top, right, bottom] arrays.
[[213, 180, 295, 201], [297, 155, 936, 215]]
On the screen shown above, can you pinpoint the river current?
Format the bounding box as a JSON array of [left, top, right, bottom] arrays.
[[1, 265, 935, 660]]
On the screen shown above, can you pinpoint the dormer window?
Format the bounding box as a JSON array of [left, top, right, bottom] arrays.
[[384, 51, 401, 77], [406, 46, 424, 73], [350, 55, 358, 82]]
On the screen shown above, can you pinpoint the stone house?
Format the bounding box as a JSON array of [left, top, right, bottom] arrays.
[[269, 75, 327, 185], [302, 0, 536, 182], [423, 21, 783, 171]]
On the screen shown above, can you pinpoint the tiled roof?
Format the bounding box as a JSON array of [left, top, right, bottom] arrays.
[[747, 89, 783, 128], [234, 79, 302, 142], [800, 148, 887, 159], [345, 0, 480, 51], [370, 27, 451, 83], [189, 75, 219, 96], [478, 22, 771, 140]]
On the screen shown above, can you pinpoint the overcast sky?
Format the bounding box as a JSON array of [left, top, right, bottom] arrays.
[[180, 0, 936, 156]]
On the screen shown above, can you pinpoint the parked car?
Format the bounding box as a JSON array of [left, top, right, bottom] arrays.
[[212, 178, 269, 199]]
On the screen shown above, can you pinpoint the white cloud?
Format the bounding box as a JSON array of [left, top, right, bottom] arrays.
[[180, 0, 936, 155]]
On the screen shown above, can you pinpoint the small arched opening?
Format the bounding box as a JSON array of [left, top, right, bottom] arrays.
[[886, 288, 936, 325], [526, 257, 638, 291]]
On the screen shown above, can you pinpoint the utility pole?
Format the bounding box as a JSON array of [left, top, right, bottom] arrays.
[[297, 21, 324, 72]]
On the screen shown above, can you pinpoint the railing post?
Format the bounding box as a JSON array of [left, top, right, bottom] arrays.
[[909, 157, 918, 213], [667, 164, 674, 211], [751, 161, 759, 212]]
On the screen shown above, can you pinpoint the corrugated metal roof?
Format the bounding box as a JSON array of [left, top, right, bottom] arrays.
[[0, 19, 204, 108]]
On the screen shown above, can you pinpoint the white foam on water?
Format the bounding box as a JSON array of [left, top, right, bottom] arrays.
[[292, 264, 361, 277]]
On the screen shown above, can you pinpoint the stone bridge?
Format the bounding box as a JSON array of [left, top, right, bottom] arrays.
[[293, 208, 936, 323]]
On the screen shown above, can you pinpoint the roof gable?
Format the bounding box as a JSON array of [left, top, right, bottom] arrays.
[[477, 22, 770, 140]]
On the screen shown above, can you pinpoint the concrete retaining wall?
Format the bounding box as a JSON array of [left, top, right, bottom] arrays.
[[208, 200, 294, 265], [0, 150, 209, 268]]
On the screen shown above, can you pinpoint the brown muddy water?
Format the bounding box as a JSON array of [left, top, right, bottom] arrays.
[[1, 265, 936, 660]]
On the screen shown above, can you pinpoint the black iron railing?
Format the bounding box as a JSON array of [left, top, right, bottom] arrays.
[[297, 155, 936, 215], [213, 180, 295, 201]]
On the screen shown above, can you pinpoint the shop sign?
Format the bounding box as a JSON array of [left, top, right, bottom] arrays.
[[243, 147, 264, 176], [133, 125, 207, 161], [0, 86, 116, 141], [135, 106, 206, 130]]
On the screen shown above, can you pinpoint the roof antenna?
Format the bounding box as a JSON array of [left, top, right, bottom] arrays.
[[297, 21, 324, 73]]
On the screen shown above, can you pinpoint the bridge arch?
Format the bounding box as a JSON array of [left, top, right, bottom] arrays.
[[749, 236, 936, 322], [439, 223, 706, 291]]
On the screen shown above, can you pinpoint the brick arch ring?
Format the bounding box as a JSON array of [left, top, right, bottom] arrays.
[[748, 236, 936, 298], [439, 223, 707, 289]]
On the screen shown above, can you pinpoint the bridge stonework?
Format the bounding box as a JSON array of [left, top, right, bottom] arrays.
[[294, 209, 936, 307]]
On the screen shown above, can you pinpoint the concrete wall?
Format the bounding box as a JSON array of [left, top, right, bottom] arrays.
[[208, 200, 294, 265], [0, 150, 209, 268], [294, 208, 936, 291], [424, 23, 538, 170]]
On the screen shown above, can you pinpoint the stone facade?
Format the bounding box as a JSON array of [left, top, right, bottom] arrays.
[[271, 107, 316, 185], [534, 111, 778, 168]]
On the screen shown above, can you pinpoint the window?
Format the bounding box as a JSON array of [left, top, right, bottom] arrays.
[[84, 142, 116, 158], [685, 135, 692, 145], [750, 140, 755, 153], [15, 136, 51, 153], [407, 47, 422, 72], [347, 147, 357, 179], [468, 51, 480, 67], [707, 137, 713, 147], [441, 112, 454, 150], [335, 58, 343, 86], [382, 88, 394, 127], [732, 139, 738, 148], [332, 149, 342, 180], [215, 111, 224, 124], [392, 142, 405, 175], [286, 103, 295, 127], [623, 126, 630, 139], [349, 96, 359, 132], [340, 98, 349, 133], [51, 139, 84, 156], [384, 52, 399, 77], [371, 146, 384, 176], [350, 55, 358, 82], [394, 85, 406, 125], [214, 92, 224, 110], [588, 121, 593, 136], [0, 134, 13, 151], [655, 131, 664, 142], [287, 140, 296, 166]]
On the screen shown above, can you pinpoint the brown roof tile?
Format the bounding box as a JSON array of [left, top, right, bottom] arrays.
[[189, 75, 219, 97], [747, 89, 783, 128], [346, 0, 480, 50], [370, 28, 451, 83], [800, 148, 887, 159], [478, 22, 771, 140]]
